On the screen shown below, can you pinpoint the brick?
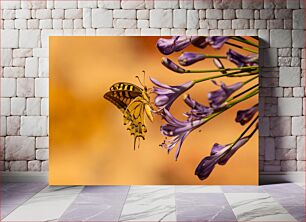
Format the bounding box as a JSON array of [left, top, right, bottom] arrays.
[[41, 160, 48, 171], [63, 19, 74, 29], [114, 19, 137, 29], [213, 0, 241, 9], [39, 19, 53, 29], [3, 67, 24, 78], [7, 116, 20, 136], [28, 160, 41, 171], [54, 0, 77, 9], [264, 137, 275, 160], [236, 9, 254, 19], [206, 9, 222, 19], [270, 117, 291, 136], [276, 149, 297, 160], [36, 149, 48, 160], [150, 9, 172, 28], [15, 9, 31, 19], [292, 116, 305, 136], [1, 78, 16, 98], [41, 29, 63, 48], [293, 9, 305, 29], [11, 98, 26, 115], [65, 9, 82, 19], [125, 29, 141, 36], [15, 19, 27, 29], [154, 0, 178, 9], [263, 48, 277, 67], [78, 0, 97, 8], [121, 0, 145, 9], [281, 160, 297, 171], [9, 161, 27, 171], [1, 1, 20, 9], [96, 28, 125, 36], [82, 8, 91, 28], [36, 137, 49, 149], [200, 20, 217, 29], [264, 164, 281, 172], [21, 0, 46, 9], [194, 0, 213, 9], [270, 29, 291, 48], [179, 0, 193, 9], [287, 0, 300, 9], [242, 0, 263, 9], [275, 136, 297, 149], [137, 20, 149, 28], [92, 9, 113, 28], [35, 9, 51, 19], [74, 20, 83, 29], [223, 9, 235, 19], [1, 98, 10, 116], [292, 30, 305, 48], [173, 9, 187, 28], [2, 9, 16, 19], [187, 10, 199, 29], [20, 116, 48, 136], [232, 19, 249, 29], [1, 117, 7, 136], [41, 98, 49, 116], [38, 58, 48, 77], [17, 78, 34, 97], [278, 98, 302, 116], [52, 9, 64, 19], [25, 57, 38, 77], [3, 20, 15, 29], [19, 30, 41, 48], [140, 28, 161, 36], [297, 136, 305, 160], [26, 98, 41, 116], [1, 30, 19, 48], [279, 67, 300, 87], [98, 0, 121, 9], [293, 87, 305, 97], [35, 78, 49, 97], [137, 10, 149, 19], [113, 9, 136, 19], [218, 20, 232, 29], [5, 136, 35, 160], [297, 161, 305, 171], [258, 29, 269, 48]]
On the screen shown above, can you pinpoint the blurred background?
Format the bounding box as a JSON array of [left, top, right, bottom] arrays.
[[49, 36, 258, 185]]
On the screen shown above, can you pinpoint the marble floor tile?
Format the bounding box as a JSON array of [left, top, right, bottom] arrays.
[[175, 185, 222, 193], [261, 183, 304, 193], [269, 192, 305, 206], [221, 186, 263, 193], [283, 205, 305, 222], [82, 185, 130, 194], [59, 187, 130, 221], [3, 186, 84, 221], [119, 186, 176, 222], [176, 193, 236, 221], [1, 182, 47, 194], [225, 193, 297, 221]]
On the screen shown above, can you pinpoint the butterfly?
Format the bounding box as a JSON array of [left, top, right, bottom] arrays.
[[104, 76, 154, 150]]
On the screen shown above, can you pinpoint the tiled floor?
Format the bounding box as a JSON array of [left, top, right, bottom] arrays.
[[1, 182, 304, 221]]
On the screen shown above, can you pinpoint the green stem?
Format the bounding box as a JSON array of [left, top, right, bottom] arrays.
[[204, 55, 227, 59], [225, 42, 257, 54], [226, 115, 259, 151], [227, 84, 259, 102], [230, 36, 259, 47], [186, 66, 258, 74], [227, 73, 258, 77]]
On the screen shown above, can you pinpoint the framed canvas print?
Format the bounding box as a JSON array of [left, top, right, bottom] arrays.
[[49, 36, 259, 185]]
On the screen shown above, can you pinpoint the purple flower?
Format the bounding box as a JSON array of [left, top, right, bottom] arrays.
[[235, 104, 258, 126], [227, 49, 258, 67], [184, 94, 214, 121], [157, 36, 191, 55], [208, 80, 243, 109], [191, 36, 208, 49], [160, 109, 205, 160], [206, 36, 229, 49], [178, 52, 206, 66], [161, 57, 186, 73], [195, 137, 249, 180], [150, 77, 195, 110], [213, 58, 227, 74]]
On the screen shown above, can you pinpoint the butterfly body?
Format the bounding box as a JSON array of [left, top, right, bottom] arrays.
[[104, 82, 153, 149]]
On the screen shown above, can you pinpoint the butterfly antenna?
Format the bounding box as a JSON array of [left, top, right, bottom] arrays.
[[142, 70, 146, 86], [135, 75, 145, 88]]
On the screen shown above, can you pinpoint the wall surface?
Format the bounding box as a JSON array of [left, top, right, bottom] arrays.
[[0, 0, 305, 174]]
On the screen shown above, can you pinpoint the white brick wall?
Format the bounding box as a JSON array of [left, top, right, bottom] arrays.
[[0, 0, 305, 172]]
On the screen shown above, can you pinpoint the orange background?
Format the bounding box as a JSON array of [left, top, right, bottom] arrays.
[[49, 37, 258, 185]]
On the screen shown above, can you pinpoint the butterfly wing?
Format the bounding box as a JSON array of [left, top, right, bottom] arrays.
[[104, 82, 142, 113], [124, 96, 153, 150]]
